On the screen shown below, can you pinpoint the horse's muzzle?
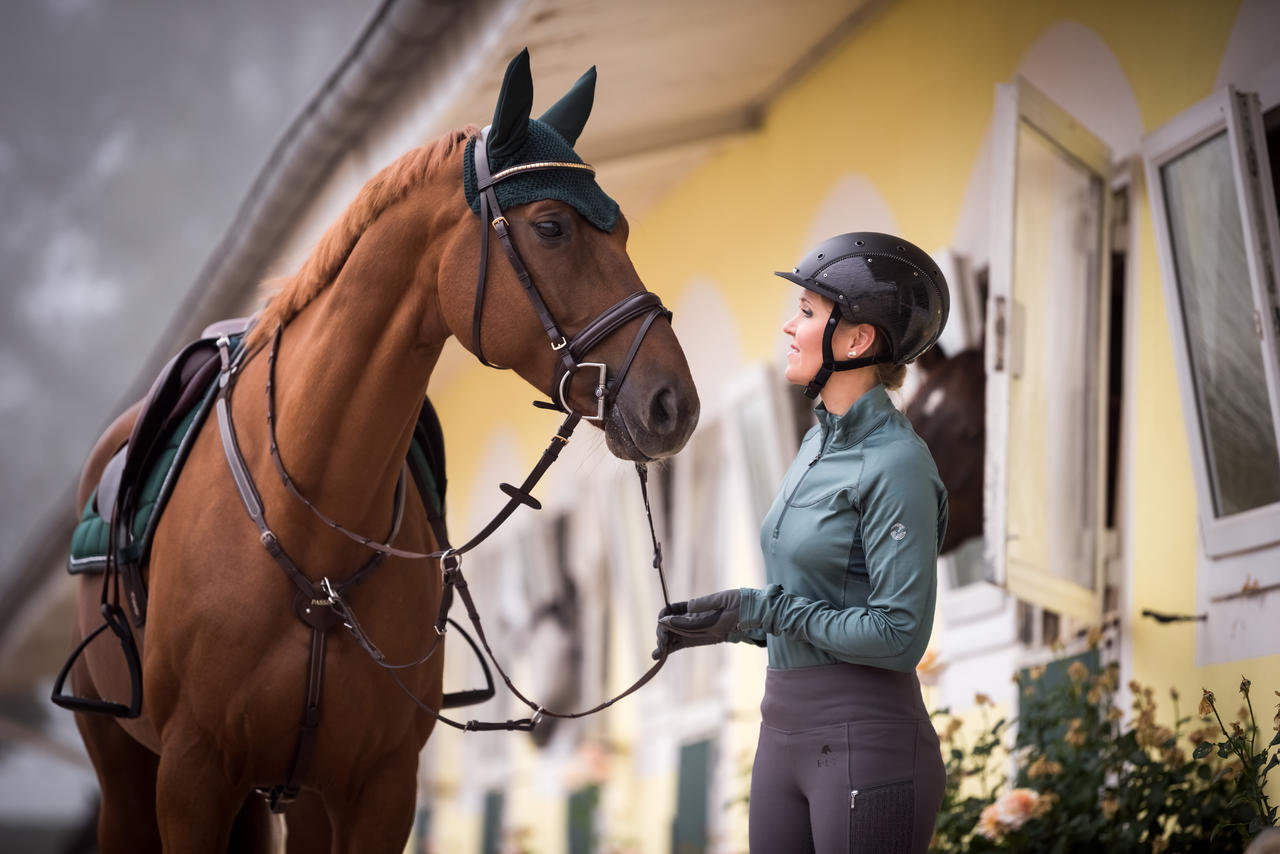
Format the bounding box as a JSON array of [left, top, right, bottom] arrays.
[[604, 380, 699, 461]]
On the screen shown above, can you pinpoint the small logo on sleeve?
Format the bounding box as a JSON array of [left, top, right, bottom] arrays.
[[890, 523, 907, 541]]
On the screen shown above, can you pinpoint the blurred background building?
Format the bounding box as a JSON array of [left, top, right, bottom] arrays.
[[2, 0, 1279, 852]]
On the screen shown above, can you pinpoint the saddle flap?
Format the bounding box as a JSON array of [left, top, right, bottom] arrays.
[[94, 446, 127, 519], [119, 339, 220, 511]]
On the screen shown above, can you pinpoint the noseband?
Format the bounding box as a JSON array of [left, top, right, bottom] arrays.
[[470, 129, 671, 420]]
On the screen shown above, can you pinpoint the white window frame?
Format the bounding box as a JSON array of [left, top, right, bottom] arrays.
[[1141, 62, 1280, 559], [985, 76, 1113, 625]]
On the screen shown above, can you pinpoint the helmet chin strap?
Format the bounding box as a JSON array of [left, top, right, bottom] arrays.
[[802, 305, 883, 400]]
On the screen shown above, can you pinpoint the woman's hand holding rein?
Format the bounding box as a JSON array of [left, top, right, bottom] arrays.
[[652, 588, 743, 659]]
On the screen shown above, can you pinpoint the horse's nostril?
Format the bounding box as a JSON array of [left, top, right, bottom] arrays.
[[648, 387, 676, 434]]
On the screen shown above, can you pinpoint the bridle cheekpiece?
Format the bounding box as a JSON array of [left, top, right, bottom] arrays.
[[469, 127, 671, 421]]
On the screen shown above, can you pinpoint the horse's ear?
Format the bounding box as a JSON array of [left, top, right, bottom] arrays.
[[489, 48, 533, 159], [539, 66, 596, 146]]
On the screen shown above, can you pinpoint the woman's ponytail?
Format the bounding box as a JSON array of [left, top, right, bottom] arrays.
[[875, 361, 908, 390]]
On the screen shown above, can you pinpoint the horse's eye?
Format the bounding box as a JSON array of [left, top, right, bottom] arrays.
[[534, 221, 564, 239]]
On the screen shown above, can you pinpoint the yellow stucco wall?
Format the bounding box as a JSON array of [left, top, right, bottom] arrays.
[[431, 0, 1244, 542], [422, 0, 1280, 850]]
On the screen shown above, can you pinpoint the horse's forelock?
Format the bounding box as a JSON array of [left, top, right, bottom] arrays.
[[248, 130, 472, 349]]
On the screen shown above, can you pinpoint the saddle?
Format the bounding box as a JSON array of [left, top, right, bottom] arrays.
[[68, 318, 246, 603], [67, 317, 449, 627]]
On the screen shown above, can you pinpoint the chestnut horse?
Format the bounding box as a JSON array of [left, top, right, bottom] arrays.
[[65, 51, 698, 853]]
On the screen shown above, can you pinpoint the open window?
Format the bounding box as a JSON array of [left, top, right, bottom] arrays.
[[1142, 65, 1280, 560], [985, 77, 1114, 625]]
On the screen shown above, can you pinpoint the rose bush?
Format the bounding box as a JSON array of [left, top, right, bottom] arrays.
[[929, 650, 1280, 853]]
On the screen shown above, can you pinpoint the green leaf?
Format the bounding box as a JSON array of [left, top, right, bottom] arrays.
[[1193, 741, 1213, 759], [1218, 742, 1232, 758]]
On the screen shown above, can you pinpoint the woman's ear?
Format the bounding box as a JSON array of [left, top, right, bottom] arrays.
[[843, 323, 878, 359]]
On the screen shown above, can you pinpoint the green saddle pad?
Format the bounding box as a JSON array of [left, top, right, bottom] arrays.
[[68, 378, 216, 574], [69, 385, 445, 575]]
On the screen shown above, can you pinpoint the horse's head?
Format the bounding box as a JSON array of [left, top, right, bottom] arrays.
[[435, 50, 698, 461]]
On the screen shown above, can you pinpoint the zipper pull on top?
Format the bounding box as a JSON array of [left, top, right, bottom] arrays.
[[850, 789, 858, 810]]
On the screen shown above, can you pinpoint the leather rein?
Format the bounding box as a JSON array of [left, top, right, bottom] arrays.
[[214, 129, 674, 811]]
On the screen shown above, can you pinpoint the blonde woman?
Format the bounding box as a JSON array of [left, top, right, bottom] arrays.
[[657, 233, 950, 853]]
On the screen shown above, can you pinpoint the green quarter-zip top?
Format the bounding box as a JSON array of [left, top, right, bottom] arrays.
[[734, 384, 948, 671]]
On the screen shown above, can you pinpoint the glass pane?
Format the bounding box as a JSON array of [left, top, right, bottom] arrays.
[[672, 739, 712, 854], [1006, 121, 1103, 591], [1161, 130, 1280, 516], [481, 790, 503, 854], [567, 784, 600, 854]]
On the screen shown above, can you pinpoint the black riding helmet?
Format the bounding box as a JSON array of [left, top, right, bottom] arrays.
[[775, 232, 949, 398]]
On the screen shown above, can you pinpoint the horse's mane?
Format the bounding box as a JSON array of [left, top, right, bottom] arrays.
[[247, 127, 476, 348]]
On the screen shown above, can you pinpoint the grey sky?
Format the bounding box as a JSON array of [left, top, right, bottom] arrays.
[[0, 0, 377, 586]]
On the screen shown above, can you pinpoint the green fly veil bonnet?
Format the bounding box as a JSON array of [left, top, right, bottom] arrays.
[[462, 49, 670, 422], [463, 48, 619, 232]]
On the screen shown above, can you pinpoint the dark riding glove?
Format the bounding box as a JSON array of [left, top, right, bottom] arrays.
[[652, 589, 742, 659], [653, 601, 693, 659]]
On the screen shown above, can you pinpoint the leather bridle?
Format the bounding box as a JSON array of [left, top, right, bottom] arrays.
[[208, 129, 678, 813], [470, 127, 671, 420]]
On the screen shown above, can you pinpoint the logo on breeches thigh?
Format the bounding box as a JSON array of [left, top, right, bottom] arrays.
[[818, 743, 835, 768]]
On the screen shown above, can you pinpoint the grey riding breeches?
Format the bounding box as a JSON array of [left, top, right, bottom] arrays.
[[749, 665, 945, 854]]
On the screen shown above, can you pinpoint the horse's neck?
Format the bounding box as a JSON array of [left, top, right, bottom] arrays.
[[262, 214, 450, 544]]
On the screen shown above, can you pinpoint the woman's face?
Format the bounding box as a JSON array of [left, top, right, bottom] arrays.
[[782, 289, 834, 385]]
